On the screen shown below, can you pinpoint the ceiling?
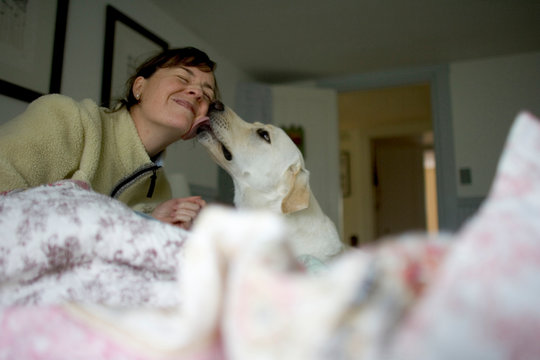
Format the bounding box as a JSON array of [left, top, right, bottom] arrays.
[[150, 0, 540, 83]]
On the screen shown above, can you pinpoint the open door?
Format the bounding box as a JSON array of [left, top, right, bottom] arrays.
[[372, 135, 428, 237]]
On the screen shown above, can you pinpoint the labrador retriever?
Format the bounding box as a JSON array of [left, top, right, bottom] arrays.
[[196, 101, 344, 261]]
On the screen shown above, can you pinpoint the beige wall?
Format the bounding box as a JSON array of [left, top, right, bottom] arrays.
[[339, 84, 432, 129]]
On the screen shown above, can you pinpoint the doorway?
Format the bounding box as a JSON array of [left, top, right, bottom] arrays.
[[338, 82, 436, 244], [372, 133, 438, 239]]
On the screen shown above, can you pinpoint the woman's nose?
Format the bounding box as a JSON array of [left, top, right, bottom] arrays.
[[185, 84, 204, 98]]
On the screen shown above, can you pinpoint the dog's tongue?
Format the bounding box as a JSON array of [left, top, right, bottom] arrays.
[[182, 116, 210, 140]]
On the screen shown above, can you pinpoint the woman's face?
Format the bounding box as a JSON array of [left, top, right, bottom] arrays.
[[132, 65, 216, 140]]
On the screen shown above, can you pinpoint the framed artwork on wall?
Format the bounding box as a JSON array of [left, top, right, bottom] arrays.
[[340, 150, 351, 197], [101, 5, 168, 108], [282, 125, 305, 156], [0, 0, 69, 102]]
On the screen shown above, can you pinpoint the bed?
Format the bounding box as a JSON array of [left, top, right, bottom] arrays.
[[1, 111, 540, 359]]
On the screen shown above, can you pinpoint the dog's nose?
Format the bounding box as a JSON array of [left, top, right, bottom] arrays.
[[208, 100, 225, 113]]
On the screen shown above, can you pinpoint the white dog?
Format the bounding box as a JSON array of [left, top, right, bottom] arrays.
[[196, 102, 344, 261]]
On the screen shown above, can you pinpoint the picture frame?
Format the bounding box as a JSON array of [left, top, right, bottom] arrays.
[[340, 150, 351, 197], [101, 5, 168, 107], [0, 0, 69, 102], [282, 125, 305, 157]]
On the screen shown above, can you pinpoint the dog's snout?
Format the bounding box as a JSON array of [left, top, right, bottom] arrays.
[[209, 101, 225, 113]]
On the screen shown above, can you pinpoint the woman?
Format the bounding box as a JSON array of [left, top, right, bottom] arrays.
[[0, 47, 217, 229]]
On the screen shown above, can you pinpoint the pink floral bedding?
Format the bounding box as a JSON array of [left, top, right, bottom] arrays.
[[1, 111, 540, 359], [0, 180, 187, 307]]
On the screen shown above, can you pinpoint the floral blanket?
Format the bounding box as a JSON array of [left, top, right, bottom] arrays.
[[1, 111, 540, 360], [0, 180, 187, 307]]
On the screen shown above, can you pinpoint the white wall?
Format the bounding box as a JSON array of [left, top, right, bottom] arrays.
[[0, 0, 253, 190], [272, 85, 341, 234], [450, 51, 540, 198]]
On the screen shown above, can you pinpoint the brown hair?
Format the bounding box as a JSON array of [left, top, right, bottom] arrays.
[[117, 47, 219, 110]]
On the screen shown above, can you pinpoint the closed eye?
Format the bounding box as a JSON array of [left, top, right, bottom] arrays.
[[257, 129, 271, 143], [203, 92, 212, 102]]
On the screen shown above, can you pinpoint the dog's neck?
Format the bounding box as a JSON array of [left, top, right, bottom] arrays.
[[283, 191, 327, 229], [233, 182, 321, 215], [283, 191, 343, 261], [232, 182, 284, 213]]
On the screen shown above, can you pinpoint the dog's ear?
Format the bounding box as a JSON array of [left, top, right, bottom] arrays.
[[281, 162, 310, 214]]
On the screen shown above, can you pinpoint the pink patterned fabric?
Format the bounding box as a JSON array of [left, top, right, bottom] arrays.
[[389, 111, 540, 360], [1, 111, 539, 359], [0, 306, 224, 360], [0, 306, 148, 360], [0, 180, 187, 307], [222, 230, 451, 360]]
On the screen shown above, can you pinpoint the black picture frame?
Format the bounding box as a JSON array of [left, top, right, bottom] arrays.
[[0, 0, 69, 103], [340, 150, 351, 197], [101, 5, 168, 108]]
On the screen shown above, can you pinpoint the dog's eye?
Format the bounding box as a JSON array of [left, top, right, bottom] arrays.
[[257, 129, 271, 143]]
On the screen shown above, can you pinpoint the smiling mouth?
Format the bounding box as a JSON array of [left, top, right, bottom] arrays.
[[196, 121, 233, 161]]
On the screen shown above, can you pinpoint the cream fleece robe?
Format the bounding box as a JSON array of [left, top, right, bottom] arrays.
[[0, 94, 171, 213]]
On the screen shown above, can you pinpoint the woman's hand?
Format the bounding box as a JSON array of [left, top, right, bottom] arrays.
[[152, 196, 207, 229]]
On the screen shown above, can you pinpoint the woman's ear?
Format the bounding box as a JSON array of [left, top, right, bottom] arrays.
[[281, 162, 310, 214], [132, 76, 145, 98]]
